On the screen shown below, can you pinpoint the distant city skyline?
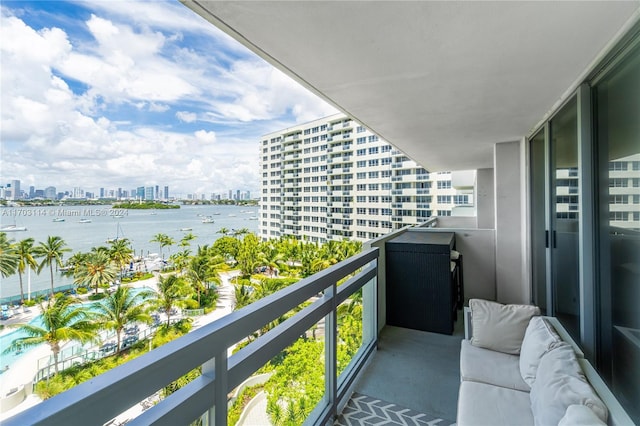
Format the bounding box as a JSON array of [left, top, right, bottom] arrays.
[[1, 178, 253, 201], [0, 1, 338, 197]]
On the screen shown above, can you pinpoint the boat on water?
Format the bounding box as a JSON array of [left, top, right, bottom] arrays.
[[106, 223, 126, 243], [180, 227, 193, 231], [79, 218, 92, 223], [52, 217, 65, 222], [0, 225, 27, 232], [202, 216, 215, 224]]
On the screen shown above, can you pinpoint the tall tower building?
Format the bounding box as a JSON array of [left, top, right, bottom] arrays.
[[259, 114, 473, 243], [10, 180, 21, 200]]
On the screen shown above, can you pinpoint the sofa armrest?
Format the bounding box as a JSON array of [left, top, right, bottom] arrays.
[[578, 359, 634, 426]]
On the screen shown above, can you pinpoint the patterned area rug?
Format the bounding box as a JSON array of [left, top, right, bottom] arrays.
[[334, 393, 456, 426]]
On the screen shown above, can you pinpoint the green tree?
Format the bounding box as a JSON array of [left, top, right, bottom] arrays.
[[233, 284, 253, 310], [169, 248, 192, 274], [217, 227, 230, 236], [15, 237, 38, 304], [94, 286, 152, 352], [150, 233, 175, 260], [211, 236, 240, 262], [62, 252, 88, 278], [154, 274, 192, 326], [108, 238, 133, 278], [232, 227, 250, 237], [0, 233, 18, 278], [179, 233, 196, 248], [3, 295, 98, 374], [265, 338, 325, 425], [186, 256, 210, 305], [73, 251, 118, 295], [258, 242, 284, 277], [236, 233, 260, 276], [34, 236, 71, 296]]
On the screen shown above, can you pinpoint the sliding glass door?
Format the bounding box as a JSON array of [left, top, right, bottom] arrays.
[[549, 98, 580, 338], [529, 130, 548, 313]]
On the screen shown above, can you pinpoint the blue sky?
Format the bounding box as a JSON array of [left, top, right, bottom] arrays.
[[1, 0, 337, 197]]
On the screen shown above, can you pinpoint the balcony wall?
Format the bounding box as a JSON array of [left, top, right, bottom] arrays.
[[368, 220, 497, 333]]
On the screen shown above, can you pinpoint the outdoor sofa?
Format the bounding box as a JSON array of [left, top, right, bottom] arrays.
[[457, 299, 632, 426]]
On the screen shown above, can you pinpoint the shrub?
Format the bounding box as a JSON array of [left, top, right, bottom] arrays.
[[183, 298, 199, 309], [23, 299, 36, 307], [76, 287, 88, 295], [88, 293, 106, 301]]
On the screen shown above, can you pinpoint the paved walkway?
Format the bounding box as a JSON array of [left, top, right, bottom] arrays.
[[239, 391, 272, 426], [0, 270, 241, 422]]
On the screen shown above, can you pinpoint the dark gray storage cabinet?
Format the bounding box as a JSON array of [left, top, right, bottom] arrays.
[[386, 231, 456, 334]]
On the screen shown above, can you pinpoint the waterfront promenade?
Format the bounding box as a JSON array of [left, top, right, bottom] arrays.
[[0, 270, 241, 422]]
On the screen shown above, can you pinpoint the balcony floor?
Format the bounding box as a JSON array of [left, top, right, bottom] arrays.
[[336, 320, 463, 425]]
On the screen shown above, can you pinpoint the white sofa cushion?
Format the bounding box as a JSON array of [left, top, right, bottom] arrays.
[[558, 405, 607, 426], [457, 380, 533, 426], [469, 299, 541, 355], [519, 316, 562, 386], [530, 343, 608, 426], [460, 339, 530, 392]]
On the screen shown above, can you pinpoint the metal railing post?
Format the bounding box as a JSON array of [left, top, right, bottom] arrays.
[[325, 280, 338, 422], [214, 351, 228, 425]]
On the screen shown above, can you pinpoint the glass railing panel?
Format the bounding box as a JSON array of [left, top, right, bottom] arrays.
[[227, 321, 325, 426], [337, 276, 376, 389]]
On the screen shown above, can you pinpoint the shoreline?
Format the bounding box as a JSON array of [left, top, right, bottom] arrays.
[[0, 270, 240, 420]]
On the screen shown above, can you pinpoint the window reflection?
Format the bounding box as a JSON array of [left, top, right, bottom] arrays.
[[596, 44, 640, 424]]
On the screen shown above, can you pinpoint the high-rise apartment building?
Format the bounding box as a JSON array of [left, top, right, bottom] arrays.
[[259, 114, 474, 243], [10, 180, 21, 200]]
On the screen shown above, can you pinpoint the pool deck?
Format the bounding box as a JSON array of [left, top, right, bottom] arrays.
[[0, 270, 240, 421]]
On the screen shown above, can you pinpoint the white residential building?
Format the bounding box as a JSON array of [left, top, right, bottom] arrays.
[[259, 114, 474, 242]]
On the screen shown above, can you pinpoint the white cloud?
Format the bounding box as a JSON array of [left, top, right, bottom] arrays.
[[0, 1, 335, 197], [194, 130, 216, 144], [176, 111, 197, 123]]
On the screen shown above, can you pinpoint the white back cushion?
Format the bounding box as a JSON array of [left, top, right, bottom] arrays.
[[519, 316, 562, 385], [530, 343, 608, 426], [559, 404, 607, 426], [469, 299, 541, 355]]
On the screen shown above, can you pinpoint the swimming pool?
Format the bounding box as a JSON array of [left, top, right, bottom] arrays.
[[0, 287, 155, 370]]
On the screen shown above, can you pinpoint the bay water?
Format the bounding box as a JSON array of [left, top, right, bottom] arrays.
[[0, 204, 258, 301]]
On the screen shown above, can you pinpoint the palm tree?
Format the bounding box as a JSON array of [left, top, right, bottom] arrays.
[[179, 233, 196, 248], [232, 227, 250, 237], [0, 232, 18, 279], [108, 238, 133, 278], [186, 256, 210, 305], [154, 274, 192, 327], [217, 227, 230, 236], [3, 295, 97, 374], [236, 233, 261, 276], [73, 251, 118, 295], [34, 236, 71, 297], [62, 252, 88, 278], [169, 248, 192, 274], [150, 233, 174, 260], [15, 237, 38, 304], [259, 242, 284, 277], [94, 286, 152, 352]]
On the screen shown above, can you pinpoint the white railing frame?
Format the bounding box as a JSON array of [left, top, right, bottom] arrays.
[[5, 248, 379, 426]]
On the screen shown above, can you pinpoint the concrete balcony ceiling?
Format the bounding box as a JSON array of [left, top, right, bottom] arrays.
[[183, 0, 639, 171]]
